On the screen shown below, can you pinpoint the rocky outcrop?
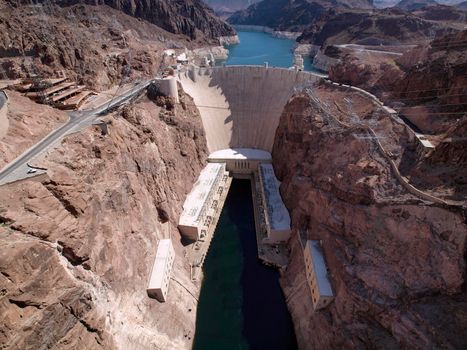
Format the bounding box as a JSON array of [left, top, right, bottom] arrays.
[[0, 1, 236, 90], [328, 51, 405, 92], [272, 89, 466, 349], [311, 49, 339, 71], [458, 1, 467, 10], [297, 8, 461, 47], [228, 0, 373, 32], [0, 87, 208, 349], [8, 0, 236, 41], [0, 3, 183, 90], [395, 30, 467, 110]]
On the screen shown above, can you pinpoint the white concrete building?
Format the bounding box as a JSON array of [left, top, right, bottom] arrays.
[[257, 163, 291, 243], [304, 240, 334, 311], [208, 148, 272, 176], [415, 133, 435, 155], [293, 54, 304, 71], [147, 239, 175, 302], [178, 163, 228, 241]]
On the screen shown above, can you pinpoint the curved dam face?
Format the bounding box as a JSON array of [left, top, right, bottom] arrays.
[[178, 66, 321, 153]]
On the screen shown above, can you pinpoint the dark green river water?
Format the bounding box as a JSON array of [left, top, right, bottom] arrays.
[[193, 180, 297, 350]]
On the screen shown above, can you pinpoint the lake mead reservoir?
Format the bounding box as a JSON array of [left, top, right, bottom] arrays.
[[223, 30, 315, 71]]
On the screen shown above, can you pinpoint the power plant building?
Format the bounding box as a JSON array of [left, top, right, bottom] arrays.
[[257, 163, 291, 243], [208, 148, 272, 176], [304, 240, 334, 311], [178, 163, 228, 241], [147, 239, 175, 302]]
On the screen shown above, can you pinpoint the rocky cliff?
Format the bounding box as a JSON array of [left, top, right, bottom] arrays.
[[228, 0, 373, 32], [0, 1, 235, 90], [0, 86, 209, 349], [8, 0, 235, 41], [272, 86, 466, 349], [0, 3, 177, 90], [297, 7, 461, 46], [327, 29, 467, 127]]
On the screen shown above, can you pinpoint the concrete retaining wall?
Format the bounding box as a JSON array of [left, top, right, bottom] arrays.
[[0, 90, 9, 139], [178, 66, 321, 152]]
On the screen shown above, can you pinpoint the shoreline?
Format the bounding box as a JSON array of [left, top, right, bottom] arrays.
[[232, 25, 301, 40]]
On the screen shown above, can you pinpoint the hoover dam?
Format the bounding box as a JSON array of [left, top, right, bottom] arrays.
[[174, 65, 328, 347], [178, 66, 323, 152]]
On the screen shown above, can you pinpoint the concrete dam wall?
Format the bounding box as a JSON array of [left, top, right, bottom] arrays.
[[178, 66, 322, 153]]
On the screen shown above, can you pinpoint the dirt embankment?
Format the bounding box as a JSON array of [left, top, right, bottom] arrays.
[[272, 87, 466, 349], [0, 86, 208, 349]]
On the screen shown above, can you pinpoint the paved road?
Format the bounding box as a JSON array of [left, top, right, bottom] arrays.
[[0, 80, 152, 185], [335, 44, 404, 56]]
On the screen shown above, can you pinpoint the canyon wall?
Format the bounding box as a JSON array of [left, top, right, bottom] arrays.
[[7, 0, 235, 41], [272, 92, 466, 349], [0, 88, 208, 349]]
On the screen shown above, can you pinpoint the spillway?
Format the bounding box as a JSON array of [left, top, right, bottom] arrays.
[[178, 66, 322, 152]]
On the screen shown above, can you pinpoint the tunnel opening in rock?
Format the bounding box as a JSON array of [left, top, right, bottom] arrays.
[[193, 179, 297, 349]]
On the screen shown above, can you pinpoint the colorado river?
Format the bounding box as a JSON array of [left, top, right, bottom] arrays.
[[193, 180, 297, 350]]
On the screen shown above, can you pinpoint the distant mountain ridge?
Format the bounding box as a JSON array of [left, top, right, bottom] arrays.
[[396, 0, 438, 10], [228, 0, 374, 31], [204, 0, 260, 12]]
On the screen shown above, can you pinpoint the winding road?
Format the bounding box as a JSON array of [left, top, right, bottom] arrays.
[[0, 80, 152, 185]]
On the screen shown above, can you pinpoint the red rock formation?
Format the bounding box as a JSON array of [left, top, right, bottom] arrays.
[[272, 89, 466, 349], [0, 87, 208, 349]]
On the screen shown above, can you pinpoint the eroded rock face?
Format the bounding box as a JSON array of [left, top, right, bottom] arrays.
[[329, 53, 404, 93], [0, 1, 233, 90], [297, 7, 463, 47], [272, 92, 466, 349], [228, 0, 373, 31], [0, 3, 181, 90], [8, 0, 235, 41], [0, 88, 208, 349]]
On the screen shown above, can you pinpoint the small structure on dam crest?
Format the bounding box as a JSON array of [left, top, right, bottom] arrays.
[[208, 148, 272, 176], [257, 163, 291, 243], [304, 240, 334, 311], [147, 239, 175, 302]]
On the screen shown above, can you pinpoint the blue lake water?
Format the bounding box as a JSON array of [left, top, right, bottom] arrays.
[[222, 30, 315, 71]]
